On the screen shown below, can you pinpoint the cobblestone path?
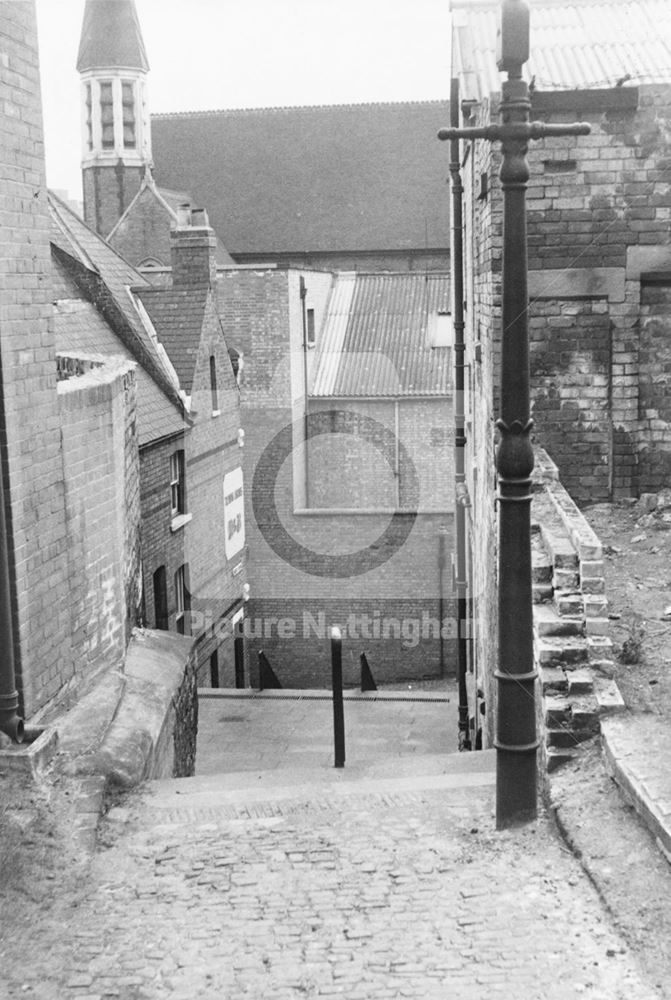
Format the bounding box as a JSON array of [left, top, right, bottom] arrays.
[[0, 754, 659, 1000]]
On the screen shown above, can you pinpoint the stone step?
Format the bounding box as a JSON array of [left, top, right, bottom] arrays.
[[540, 524, 578, 570], [546, 727, 597, 749], [554, 591, 583, 618], [533, 583, 553, 604], [594, 678, 626, 715], [566, 669, 594, 695], [535, 604, 583, 638], [540, 665, 568, 694], [546, 745, 580, 772], [554, 568, 580, 590], [535, 635, 588, 667]]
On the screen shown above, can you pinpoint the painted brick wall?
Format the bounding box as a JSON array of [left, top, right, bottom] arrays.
[[0, 1, 74, 717], [58, 359, 139, 693]]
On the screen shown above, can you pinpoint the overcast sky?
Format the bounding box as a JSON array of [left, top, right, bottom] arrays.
[[34, 0, 453, 200]]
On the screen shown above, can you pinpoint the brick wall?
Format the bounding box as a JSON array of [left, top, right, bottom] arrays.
[[83, 164, 144, 239], [109, 183, 174, 267], [529, 298, 612, 503], [0, 1, 74, 717], [58, 358, 139, 694], [638, 280, 671, 488]]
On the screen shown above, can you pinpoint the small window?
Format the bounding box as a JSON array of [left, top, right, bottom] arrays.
[[85, 82, 93, 152], [175, 564, 190, 635], [170, 450, 186, 517], [209, 355, 219, 413], [100, 80, 114, 149], [427, 311, 453, 348], [153, 566, 169, 630], [306, 308, 316, 346], [122, 80, 136, 149]]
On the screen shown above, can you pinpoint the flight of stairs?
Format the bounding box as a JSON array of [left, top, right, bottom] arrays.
[[532, 455, 625, 771]]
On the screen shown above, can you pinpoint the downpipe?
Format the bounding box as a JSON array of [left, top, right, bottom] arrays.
[[0, 457, 23, 743]]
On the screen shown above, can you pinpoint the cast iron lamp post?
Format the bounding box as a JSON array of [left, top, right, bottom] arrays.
[[439, 0, 590, 828]]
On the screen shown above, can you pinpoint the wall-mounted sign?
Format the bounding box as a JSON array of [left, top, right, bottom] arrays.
[[223, 467, 245, 560]]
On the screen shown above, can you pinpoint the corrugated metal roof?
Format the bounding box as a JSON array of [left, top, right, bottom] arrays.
[[452, 0, 671, 101], [77, 0, 149, 72], [310, 273, 451, 398]]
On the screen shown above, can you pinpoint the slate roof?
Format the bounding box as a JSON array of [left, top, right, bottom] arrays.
[[77, 0, 149, 72], [310, 273, 451, 398], [134, 287, 208, 393], [452, 0, 671, 102], [151, 101, 451, 257], [48, 192, 185, 445]]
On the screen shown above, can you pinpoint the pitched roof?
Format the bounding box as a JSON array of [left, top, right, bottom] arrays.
[[134, 287, 208, 393], [77, 0, 149, 72], [310, 273, 451, 398], [51, 290, 184, 446], [151, 101, 451, 256], [48, 192, 186, 443], [49, 191, 183, 401], [107, 172, 236, 268], [452, 0, 671, 102]]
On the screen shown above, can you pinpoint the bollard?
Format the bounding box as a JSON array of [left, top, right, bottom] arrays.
[[331, 627, 345, 768]]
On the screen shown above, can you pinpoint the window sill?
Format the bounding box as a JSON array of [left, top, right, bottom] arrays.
[[212, 409, 221, 418], [170, 512, 193, 533]]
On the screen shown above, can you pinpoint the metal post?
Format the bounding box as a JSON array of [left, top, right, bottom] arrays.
[[234, 621, 245, 688], [331, 626, 345, 768], [438, 0, 590, 827], [449, 77, 471, 752]]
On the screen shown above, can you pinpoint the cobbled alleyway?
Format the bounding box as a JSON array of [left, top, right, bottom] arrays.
[[0, 694, 661, 999]]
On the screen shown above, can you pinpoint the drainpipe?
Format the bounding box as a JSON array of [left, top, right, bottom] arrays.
[[450, 77, 471, 751], [0, 448, 24, 743], [437, 529, 447, 677], [394, 399, 401, 508], [300, 276, 310, 508]]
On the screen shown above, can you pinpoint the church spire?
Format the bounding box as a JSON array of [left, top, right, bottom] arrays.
[[77, 0, 152, 237]]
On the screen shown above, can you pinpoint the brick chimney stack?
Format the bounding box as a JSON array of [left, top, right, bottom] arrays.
[[170, 206, 218, 289]]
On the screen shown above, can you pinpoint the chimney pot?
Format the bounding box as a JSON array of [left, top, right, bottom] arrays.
[[191, 207, 209, 227], [176, 203, 191, 227]]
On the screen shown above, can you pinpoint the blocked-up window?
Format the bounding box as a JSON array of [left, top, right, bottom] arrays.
[[170, 450, 186, 517]]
